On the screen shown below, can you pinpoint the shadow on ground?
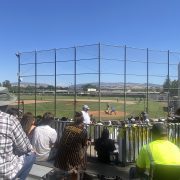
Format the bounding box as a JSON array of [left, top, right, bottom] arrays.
[[86, 157, 131, 179]]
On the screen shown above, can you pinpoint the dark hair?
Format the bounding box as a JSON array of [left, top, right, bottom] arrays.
[[7, 107, 18, 116], [101, 129, 109, 139], [40, 112, 54, 126], [20, 112, 34, 135], [175, 108, 180, 116], [152, 123, 167, 138], [74, 111, 83, 125], [61, 117, 68, 121]]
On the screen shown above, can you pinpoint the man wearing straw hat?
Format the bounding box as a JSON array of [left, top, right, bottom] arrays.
[[0, 87, 36, 180]]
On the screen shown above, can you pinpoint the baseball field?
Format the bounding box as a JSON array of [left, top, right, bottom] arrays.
[[15, 94, 167, 121]]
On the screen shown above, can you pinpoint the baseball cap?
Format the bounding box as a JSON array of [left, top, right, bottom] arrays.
[[82, 104, 90, 110]]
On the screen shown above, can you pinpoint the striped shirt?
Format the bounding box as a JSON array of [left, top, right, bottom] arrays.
[[0, 111, 32, 179]]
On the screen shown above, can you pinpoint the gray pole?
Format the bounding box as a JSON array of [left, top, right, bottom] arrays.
[[16, 52, 21, 115], [146, 48, 149, 113], [98, 43, 101, 122], [124, 45, 127, 120], [168, 50, 170, 116], [74, 47, 77, 114], [35, 50, 37, 117], [54, 49, 57, 117]]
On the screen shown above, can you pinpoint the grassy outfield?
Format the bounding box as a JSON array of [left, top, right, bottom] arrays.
[[18, 94, 167, 121]]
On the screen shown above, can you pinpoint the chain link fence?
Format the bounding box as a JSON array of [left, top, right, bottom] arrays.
[[16, 43, 180, 121]]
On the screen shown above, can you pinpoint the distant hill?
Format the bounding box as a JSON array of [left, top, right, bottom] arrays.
[[70, 82, 162, 89], [11, 82, 50, 88], [12, 81, 162, 89]]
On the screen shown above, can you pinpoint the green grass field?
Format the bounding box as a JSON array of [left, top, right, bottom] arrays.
[[17, 94, 167, 121]]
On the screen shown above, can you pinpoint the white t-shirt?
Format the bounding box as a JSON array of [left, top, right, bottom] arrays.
[[82, 110, 91, 124], [32, 125, 57, 161]]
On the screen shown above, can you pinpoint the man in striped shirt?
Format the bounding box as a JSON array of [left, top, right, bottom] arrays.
[[54, 112, 88, 180], [0, 87, 36, 179]]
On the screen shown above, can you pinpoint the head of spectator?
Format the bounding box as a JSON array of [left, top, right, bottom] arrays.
[[175, 108, 180, 116], [61, 116, 68, 121], [74, 111, 84, 125], [35, 115, 43, 126], [7, 107, 19, 117], [151, 122, 167, 140], [101, 129, 110, 140], [0, 87, 17, 112], [82, 104, 90, 112], [174, 108, 180, 123], [40, 112, 54, 126], [21, 112, 35, 135]]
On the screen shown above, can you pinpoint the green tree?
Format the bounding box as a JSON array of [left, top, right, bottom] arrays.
[[170, 80, 178, 96], [47, 85, 54, 90], [82, 84, 97, 91], [2, 80, 11, 89], [163, 77, 178, 96], [163, 76, 170, 92]]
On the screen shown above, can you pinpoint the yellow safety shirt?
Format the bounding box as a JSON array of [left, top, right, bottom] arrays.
[[136, 140, 180, 170]]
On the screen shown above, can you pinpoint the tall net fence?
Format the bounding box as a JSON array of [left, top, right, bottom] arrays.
[[16, 43, 180, 121]]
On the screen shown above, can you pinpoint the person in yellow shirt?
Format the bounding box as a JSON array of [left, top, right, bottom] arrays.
[[129, 122, 180, 179]]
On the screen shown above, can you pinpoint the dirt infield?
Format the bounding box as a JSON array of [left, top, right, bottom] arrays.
[[90, 110, 125, 118], [57, 99, 136, 104], [13, 100, 51, 105], [17, 99, 136, 105]]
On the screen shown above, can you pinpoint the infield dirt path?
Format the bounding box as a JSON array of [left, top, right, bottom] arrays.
[[18, 99, 135, 105], [90, 110, 125, 117]]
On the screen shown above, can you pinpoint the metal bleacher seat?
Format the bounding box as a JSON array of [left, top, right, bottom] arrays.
[[149, 164, 180, 180]]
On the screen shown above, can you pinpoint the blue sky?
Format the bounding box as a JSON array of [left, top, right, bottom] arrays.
[[1, 0, 180, 85]]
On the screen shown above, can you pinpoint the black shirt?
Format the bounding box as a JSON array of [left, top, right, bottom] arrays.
[[95, 138, 116, 163]]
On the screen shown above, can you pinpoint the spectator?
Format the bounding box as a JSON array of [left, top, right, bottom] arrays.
[[32, 112, 57, 161], [95, 129, 116, 163], [140, 111, 148, 122], [174, 108, 180, 123], [21, 112, 36, 144], [175, 107, 180, 116], [129, 122, 180, 179], [54, 112, 88, 180], [81, 104, 91, 124], [90, 114, 96, 124], [0, 87, 36, 179]]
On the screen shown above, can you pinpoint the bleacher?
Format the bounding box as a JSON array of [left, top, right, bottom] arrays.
[[27, 156, 130, 180], [27, 120, 180, 179]]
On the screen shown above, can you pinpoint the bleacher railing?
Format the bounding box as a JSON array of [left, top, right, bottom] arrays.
[[53, 121, 180, 166]]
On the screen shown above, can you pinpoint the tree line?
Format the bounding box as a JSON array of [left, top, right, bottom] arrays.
[[1, 78, 179, 97]]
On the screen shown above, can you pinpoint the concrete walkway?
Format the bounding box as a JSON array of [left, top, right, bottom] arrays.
[[28, 157, 132, 179], [86, 157, 131, 180]]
